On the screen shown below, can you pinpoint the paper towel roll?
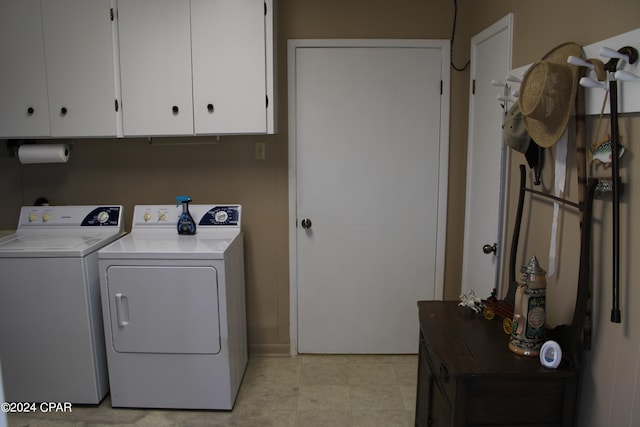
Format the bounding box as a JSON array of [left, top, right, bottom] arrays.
[[18, 144, 70, 164]]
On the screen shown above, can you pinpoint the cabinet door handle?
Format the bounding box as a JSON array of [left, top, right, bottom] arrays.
[[172, 105, 179, 114], [60, 107, 68, 116], [207, 103, 214, 113], [27, 107, 34, 116], [438, 363, 449, 383]]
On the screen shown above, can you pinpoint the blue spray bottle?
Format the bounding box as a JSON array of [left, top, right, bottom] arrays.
[[176, 196, 196, 235]]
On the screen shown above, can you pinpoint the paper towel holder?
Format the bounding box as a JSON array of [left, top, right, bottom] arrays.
[[7, 140, 73, 161], [6, 139, 35, 158]]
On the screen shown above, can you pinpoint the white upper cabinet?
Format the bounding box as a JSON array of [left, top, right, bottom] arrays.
[[0, 1, 52, 138], [0, 0, 120, 139], [0, 0, 274, 139], [118, 0, 275, 137], [191, 0, 267, 134], [42, 0, 120, 137], [117, 0, 194, 136]]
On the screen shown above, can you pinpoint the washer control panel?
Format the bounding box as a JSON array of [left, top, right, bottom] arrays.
[[18, 206, 122, 228]]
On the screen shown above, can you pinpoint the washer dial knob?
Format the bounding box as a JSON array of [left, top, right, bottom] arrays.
[[97, 211, 110, 224], [143, 212, 152, 222]]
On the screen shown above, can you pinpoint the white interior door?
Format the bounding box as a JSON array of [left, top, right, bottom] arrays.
[[461, 14, 513, 299], [289, 40, 450, 354]]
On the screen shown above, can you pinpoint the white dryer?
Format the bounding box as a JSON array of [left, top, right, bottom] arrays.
[[0, 205, 124, 403], [98, 204, 247, 410]]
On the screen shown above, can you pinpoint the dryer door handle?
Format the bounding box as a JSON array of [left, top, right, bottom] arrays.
[[115, 293, 130, 327]]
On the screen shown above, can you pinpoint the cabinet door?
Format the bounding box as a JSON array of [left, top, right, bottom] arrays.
[[416, 342, 432, 427], [0, 0, 51, 138], [118, 0, 194, 136], [191, 0, 267, 134], [42, 0, 119, 137], [417, 338, 453, 427]]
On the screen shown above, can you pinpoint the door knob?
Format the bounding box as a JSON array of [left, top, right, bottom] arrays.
[[483, 243, 497, 255], [301, 218, 312, 230]]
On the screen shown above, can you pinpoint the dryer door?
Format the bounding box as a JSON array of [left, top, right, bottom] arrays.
[[105, 265, 220, 354]]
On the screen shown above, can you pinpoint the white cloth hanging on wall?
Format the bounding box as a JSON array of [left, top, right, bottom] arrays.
[[548, 129, 568, 277]]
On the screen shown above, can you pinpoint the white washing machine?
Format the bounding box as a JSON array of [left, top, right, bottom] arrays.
[[98, 204, 247, 410], [0, 205, 124, 404]]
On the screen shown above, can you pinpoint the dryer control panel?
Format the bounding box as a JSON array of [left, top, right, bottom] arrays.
[[133, 205, 241, 229], [199, 206, 240, 226]]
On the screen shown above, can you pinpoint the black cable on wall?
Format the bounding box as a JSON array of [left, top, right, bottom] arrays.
[[451, 0, 470, 72]]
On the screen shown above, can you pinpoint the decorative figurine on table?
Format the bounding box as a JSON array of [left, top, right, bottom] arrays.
[[509, 255, 547, 356], [459, 289, 483, 313]]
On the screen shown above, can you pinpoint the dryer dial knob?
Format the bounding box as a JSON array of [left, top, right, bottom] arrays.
[[97, 211, 110, 224], [214, 210, 228, 223], [158, 212, 167, 221]]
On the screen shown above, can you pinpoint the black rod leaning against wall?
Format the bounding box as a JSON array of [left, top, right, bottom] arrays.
[[604, 46, 638, 323], [507, 165, 581, 304], [508, 164, 597, 367]]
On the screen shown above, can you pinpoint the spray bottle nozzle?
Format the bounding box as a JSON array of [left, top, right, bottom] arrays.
[[176, 195, 192, 206]]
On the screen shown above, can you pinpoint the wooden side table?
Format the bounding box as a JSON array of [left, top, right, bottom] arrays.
[[416, 301, 578, 427]]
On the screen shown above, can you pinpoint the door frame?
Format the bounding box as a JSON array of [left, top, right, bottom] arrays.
[[461, 14, 513, 299], [287, 39, 450, 355]]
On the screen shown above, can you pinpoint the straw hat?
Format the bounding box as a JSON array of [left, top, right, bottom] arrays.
[[518, 42, 583, 148]]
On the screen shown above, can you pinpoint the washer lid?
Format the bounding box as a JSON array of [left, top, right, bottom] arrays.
[[0, 230, 126, 257]]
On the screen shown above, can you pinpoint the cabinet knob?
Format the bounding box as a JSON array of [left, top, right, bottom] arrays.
[[172, 105, 179, 114], [207, 103, 214, 113], [27, 107, 34, 116], [60, 107, 68, 116]]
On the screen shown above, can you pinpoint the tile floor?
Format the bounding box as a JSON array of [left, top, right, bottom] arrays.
[[6, 354, 418, 427]]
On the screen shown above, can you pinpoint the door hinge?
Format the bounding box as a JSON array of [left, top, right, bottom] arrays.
[[264, 2, 267, 16], [115, 99, 119, 112], [440, 80, 443, 95], [110, 8, 114, 21], [472, 79, 476, 95], [266, 95, 269, 108]]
